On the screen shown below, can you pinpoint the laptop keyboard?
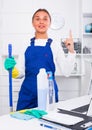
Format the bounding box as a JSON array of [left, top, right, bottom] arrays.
[[71, 104, 89, 114]]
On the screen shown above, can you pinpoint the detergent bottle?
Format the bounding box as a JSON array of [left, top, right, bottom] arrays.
[[37, 68, 48, 110]]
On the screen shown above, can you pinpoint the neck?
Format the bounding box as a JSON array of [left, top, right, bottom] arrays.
[[35, 32, 48, 39]]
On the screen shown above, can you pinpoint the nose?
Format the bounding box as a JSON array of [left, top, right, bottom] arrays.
[[39, 19, 44, 23]]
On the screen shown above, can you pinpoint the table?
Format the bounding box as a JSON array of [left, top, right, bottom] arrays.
[[0, 94, 92, 130]]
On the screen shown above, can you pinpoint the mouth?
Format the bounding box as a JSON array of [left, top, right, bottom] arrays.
[[38, 25, 45, 29]]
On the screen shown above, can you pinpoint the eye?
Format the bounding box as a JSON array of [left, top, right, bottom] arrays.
[[43, 17, 49, 21], [43, 18, 48, 21], [33, 16, 40, 21]]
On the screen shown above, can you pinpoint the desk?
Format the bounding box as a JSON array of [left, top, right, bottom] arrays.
[[0, 113, 71, 130], [0, 94, 92, 130]]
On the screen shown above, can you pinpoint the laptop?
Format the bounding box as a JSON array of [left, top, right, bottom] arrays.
[[70, 98, 92, 116], [86, 98, 92, 116]]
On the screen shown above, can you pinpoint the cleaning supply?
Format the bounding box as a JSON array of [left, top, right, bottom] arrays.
[[47, 71, 55, 110], [24, 109, 47, 119], [4, 56, 16, 70], [8, 44, 13, 112], [4, 56, 19, 78], [12, 67, 19, 78], [10, 112, 34, 120], [37, 68, 48, 111], [85, 23, 92, 33]]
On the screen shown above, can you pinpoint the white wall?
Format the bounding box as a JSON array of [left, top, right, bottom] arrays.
[[82, 0, 92, 13]]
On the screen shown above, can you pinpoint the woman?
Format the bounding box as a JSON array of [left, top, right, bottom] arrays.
[[4, 8, 76, 111]]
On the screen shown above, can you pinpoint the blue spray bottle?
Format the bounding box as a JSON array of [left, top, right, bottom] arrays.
[[47, 71, 55, 110]]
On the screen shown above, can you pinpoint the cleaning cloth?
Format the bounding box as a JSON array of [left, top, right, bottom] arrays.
[[24, 109, 48, 119], [10, 112, 34, 120]]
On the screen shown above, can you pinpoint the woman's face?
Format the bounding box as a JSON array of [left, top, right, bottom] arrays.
[[32, 11, 51, 34]]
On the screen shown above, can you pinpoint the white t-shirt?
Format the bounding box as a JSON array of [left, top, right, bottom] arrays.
[[16, 39, 76, 78]]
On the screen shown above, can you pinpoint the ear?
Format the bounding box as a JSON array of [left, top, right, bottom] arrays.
[[48, 22, 51, 28], [32, 22, 35, 28]]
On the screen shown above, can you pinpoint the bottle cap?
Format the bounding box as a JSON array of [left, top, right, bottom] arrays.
[[47, 71, 53, 79]]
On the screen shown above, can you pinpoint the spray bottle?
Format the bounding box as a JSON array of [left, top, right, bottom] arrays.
[[47, 71, 55, 111]]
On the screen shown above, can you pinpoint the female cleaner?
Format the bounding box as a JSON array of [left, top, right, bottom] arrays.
[[4, 9, 76, 111]]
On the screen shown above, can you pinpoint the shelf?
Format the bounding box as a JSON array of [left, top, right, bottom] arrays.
[[83, 33, 92, 37], [76, 54, 82, 56], [82, 54, 92, 56], [66, 53, 92, 57], [70, 73, 85, 77], [82, 12, 92, 57], [65, 53, 82, 56], [56, 73, 85, 77], [83, 13, 92, 17]]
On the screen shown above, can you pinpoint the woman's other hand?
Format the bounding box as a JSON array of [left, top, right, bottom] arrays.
[[64, 30, 75, 53]]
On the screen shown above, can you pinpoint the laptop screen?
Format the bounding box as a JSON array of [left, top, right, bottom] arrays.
[[87, 98, 92, 116]]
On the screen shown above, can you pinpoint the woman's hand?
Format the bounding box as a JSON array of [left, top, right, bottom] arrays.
[[4, 57, 16, 70], [64, 30, 75, 53]]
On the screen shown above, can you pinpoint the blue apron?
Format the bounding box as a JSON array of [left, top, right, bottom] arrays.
[[16, 38, 58, 111]]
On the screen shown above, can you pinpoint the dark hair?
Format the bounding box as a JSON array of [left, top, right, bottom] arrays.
[[32, 8, 51, 22]]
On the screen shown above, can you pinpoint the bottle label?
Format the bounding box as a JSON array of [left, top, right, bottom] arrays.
[[47, 71, 55, 104]]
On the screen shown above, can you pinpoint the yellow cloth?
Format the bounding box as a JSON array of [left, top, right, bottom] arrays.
[[12, 67, 19, 78]]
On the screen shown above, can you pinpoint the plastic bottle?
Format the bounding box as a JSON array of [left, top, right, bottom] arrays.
[[37, 68, 48, 111], [47, 71, 55, 110]]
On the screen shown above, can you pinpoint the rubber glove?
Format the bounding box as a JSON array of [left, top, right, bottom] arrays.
[[24, 109, 48, 119], [12, 67, 19, 78], [4, 57, 16, 70]]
